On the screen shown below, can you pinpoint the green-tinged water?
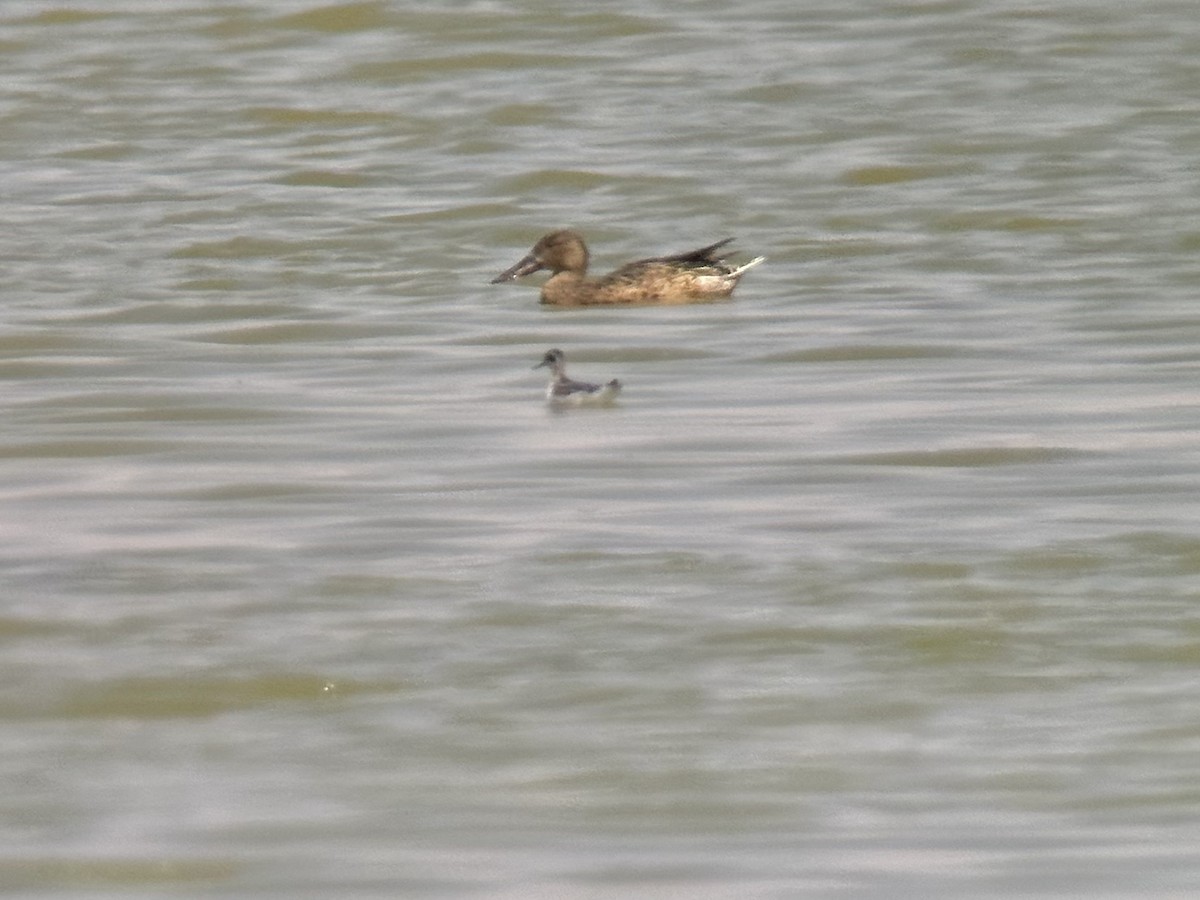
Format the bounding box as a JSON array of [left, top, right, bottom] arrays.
[[3, 1, 1199, 897]]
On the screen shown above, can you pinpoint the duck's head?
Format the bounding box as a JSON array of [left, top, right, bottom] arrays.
[[491, 230, 589, 283]]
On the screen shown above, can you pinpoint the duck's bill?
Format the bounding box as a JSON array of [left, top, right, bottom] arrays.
[[490, 253, 543, 283]]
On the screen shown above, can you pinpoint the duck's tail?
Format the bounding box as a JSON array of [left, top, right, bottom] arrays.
[[728, 256, 766, 279]]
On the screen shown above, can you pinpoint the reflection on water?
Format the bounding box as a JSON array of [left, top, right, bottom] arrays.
[[2, 0, 1199, 896]]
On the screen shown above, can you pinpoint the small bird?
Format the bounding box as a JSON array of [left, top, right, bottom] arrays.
[[492, 230, 764, 306], [534, 348, 621, 405]]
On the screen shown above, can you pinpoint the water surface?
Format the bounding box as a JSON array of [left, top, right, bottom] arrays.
[[2, 1, 1199, 897]]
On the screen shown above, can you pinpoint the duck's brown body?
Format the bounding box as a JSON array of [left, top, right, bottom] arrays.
[[491, 230, 764, 307]]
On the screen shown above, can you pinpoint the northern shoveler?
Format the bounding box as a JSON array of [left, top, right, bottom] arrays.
[[534, 348, 621, 404], [491, 230, 764, 306]]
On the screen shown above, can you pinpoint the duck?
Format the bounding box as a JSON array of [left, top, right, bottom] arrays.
[[491, 229, 764, 306], [534, 348, 621, 405]]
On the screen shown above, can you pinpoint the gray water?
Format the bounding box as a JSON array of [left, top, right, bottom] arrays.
[[3, 1, 1199, 897]]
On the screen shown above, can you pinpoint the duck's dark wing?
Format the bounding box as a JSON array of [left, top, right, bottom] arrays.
[[656, 237, 736, 266], [607, 238, 737, 282]]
